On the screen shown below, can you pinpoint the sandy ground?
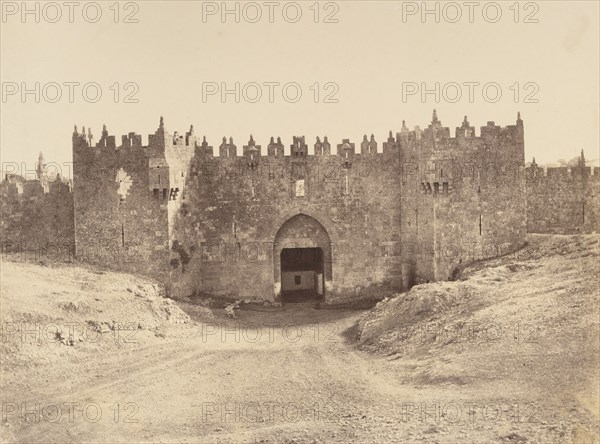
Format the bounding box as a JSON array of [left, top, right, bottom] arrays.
[[0, 234, 598, 443]]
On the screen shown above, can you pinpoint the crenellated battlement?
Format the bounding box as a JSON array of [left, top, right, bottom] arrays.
[[396, 111, 524, 152], [526, 153, 599, 182], [74, 118, 199, 157], [121, 132, 143, 148], [528, 166, 600, 179], [73, 112, 524, 165], [525, 150, 599, 235]]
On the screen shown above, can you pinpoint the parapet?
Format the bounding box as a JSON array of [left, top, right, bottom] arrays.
[[243, 135, 261, 169], [73, 113, 525, 166], [268, 137, 285, 157], [291, 136, 308, 158], [219, 137, 237, 157], [75, 118, 200, 157], [196, 136, 214, 157], [526, 165, 598, 180], [360, 135, 377, 155], [121, 132, 143, 147]]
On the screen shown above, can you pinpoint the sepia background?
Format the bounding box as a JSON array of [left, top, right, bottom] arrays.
[[1, 3, 599, 443], [1, 0, 599, 169]]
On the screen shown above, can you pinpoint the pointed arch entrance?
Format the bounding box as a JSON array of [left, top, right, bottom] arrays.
[[273, 213, 333, 302]]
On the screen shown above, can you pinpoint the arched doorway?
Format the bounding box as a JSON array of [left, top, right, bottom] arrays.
[[273, 214, 332, 302]]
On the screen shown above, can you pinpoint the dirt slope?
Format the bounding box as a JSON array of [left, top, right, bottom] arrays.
[[1, 235, 598, 443], [0, 259, 209, 379], [358, 234, 600, 441]]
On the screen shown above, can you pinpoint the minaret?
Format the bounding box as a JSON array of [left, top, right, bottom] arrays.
[[36, 152, 45, 181], [430, 109, 442, 131]]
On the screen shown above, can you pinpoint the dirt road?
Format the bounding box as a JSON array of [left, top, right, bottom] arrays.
[[2, 301, 588, 444]]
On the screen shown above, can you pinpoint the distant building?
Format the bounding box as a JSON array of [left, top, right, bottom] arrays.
[[0, 152, 73, 253]]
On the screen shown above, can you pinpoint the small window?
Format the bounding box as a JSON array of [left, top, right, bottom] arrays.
[[153, 188, 160, 199], [162, 189, 168, 200], [433, 182, 440, 194], [295, 179, 305, 197], [295, 275, 301, 285], [442, 182, 449, 193]]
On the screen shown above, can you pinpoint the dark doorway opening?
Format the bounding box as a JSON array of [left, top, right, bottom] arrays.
[[280, 247, 324, 303]]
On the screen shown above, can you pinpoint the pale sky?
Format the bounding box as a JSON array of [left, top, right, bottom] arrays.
[[1, 1, 599, 175]]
